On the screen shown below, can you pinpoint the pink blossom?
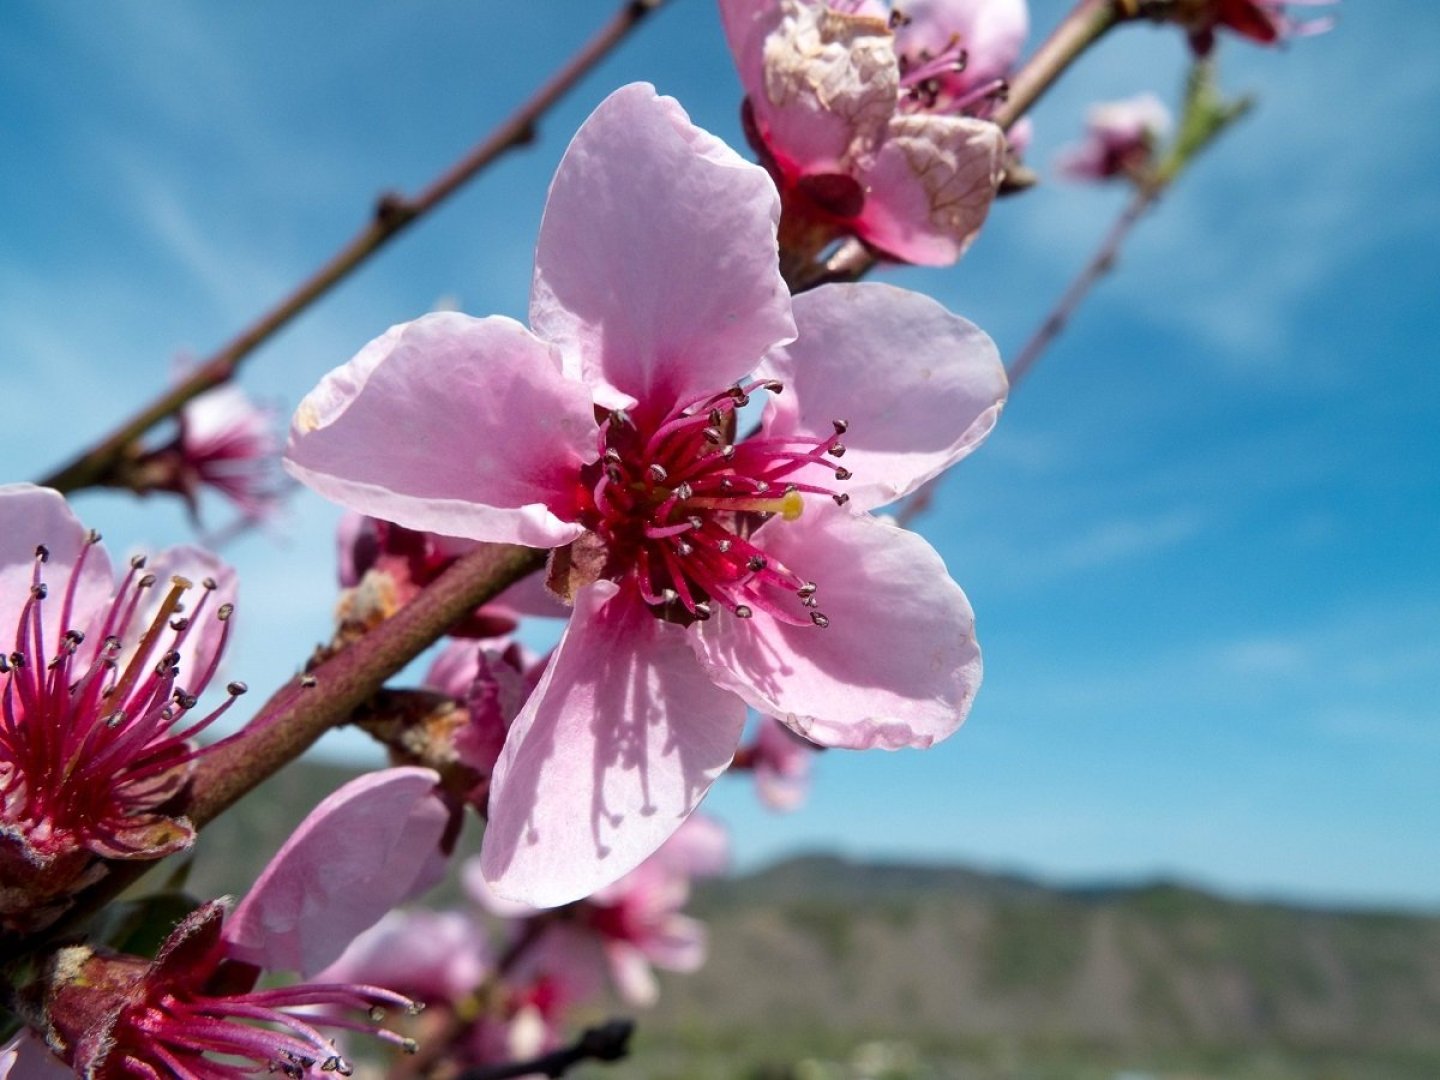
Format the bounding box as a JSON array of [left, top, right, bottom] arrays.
[[33, 768, 445, 1078], [1055, 93, 1171, 183], [738, 717, 818, 811], [1179, 0, 1336, 54], [284, 83, 1006, 906], [424, 639, 542, 791], [176, 383, 286, 524], [0, 485, 245, 930], [465, 815, 729, 1007], [720, 0, 1028, 265]]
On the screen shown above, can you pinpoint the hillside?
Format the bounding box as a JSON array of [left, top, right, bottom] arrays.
[[175, 765, 1440, 1078]]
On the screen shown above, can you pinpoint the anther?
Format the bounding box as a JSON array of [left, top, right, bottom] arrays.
[[687, 516, 703, 529], [832, 419, 849, 434], [834, 467, 853, 480], [605, 464, 623, 483], [202, 577, 217, 590], [604, 448, 622, 464], [367, 1006, 386, 1022], [30, 583, 48, 601], [8, 653, 24, 670], [753, 481, 770, 494], [810, 612, 831, 628], [131, 554, 148, 570], [138, 573, 157, 589], [610, 409, 632, 427], [761, 379, 784, 393], [703, 426, 723, 443], [647, 463, 668, 483], [300, 674, 317, 688], [175, 692, 198, 710], [170, 617, 190, 632], [797, 581, 818, 598], [34, 544, 49, 563], [722, 445, 736, 460], [104, 711, 125, 729], [675, 541, 694, 557], [734, 604, 754, 619], [828, 443, 847, 458], [86, 529, 101, 545], [716, 540, 732, 553], [63, 629, 85, 649], [693, 601, 713, 620], [661, 588, 679, 606], [747, 555, 768, 572], [833, 493, 851, 506], [401, 1039, 419, 1056], [709, 408, 724, 427], [217, 603, 235, 621]]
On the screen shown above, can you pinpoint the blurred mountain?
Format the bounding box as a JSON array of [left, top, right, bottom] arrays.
[[176, 764, 1440, 1078]]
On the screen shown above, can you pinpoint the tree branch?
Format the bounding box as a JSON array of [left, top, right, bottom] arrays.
[[38, 0, 672, 495], [456, 1020, 635, 1080]]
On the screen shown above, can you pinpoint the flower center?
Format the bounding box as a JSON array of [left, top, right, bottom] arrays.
[[0, 539, 244, 853], [576, 379, 850, 628]]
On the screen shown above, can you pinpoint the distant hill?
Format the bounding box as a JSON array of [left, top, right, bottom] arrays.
[[173, 763, 1440, 1079]]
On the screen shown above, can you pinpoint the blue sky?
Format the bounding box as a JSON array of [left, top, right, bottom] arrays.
[[1, 1, 1436, 909]]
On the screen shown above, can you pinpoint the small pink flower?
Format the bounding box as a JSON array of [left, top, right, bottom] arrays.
[[720, 0, 1027, 265], [34, 768, 446, 1079], [285, 83, 1006, 906], [466, 815, 728, 1007], [175, 383, 286, 524], [1179, 0, 1336, 54], [737, 717, 818, 811], [1055, 93, 1171, 183], [0, 485, 245, 929]]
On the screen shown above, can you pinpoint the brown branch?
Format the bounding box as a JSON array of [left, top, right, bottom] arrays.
[[1006, 183, 1157, 389], [456, 1020, 635, 1080], [38, 0, 672, 496]]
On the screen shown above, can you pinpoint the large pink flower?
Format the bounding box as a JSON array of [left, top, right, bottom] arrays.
[[720, 0, 1027, 265], [285, 83, 1006, 906], [0, 485, 244, 929]]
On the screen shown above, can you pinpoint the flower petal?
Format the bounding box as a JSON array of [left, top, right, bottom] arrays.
[[759, 282, 1006, 511], [746, 0, 898, 175], [691, 510, 981, 750], [317, 909, 491, 1004], [480, 581, 746, 907], [224, 766, 450, 977], [530, 83, 795, 415], [897, 0, 1030, 86], [1, 1031, 77, 1079], [0, 485, 113, 658], [605, 940, 659, 1007], [856, 114, 1005, 265], [285, 313, 595, 548]]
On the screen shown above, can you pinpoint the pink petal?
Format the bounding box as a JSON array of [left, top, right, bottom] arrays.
[[653, 814, 730, 879], [530, 83, 795, 415], [224, 766, 450, 977], [759, 283, 1006, 512], [317, 909, 491, 1004], [691, 510, 981, 750], [0, 1032, 73, 1080], [643, 913, 708, 973], [479, 581, 746, 907], [285, 313, 595, 548], [718, 0, 780, 102], [605, 940, 659, 1007], [741, 0, 898, 176], [0, 485, 114, 657], [857, 115, 1005, 266]]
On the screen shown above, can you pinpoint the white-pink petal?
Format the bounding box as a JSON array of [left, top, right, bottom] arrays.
[[530, 83, 795, 414], [285, 313, 595, 548], [760, 282, 1006, 512], [480, 581, 747, 907], [0, 485, 114, 658], [692, 510, 981, 750], [856, 114, 1005, 266], [224, 766, 450, 977]]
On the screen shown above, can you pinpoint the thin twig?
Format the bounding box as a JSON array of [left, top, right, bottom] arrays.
[[38, 0, 671, 495], [457, 1020, 635, 1080], [1006, 183, 1157, 388]]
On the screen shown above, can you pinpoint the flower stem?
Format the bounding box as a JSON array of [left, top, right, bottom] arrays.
[[457, 1020, 635, 1080], [36, 0, 672, 496]]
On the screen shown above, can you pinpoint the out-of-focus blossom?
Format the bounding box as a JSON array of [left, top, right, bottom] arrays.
[[25, 768, 446, 1078], [737, 717, 818, 811], [1055, 93, 1171, 183], [334, 514, 564, 640], [285, 84, 1005, 907], [1176, 0, 1336, 54], [720, 0, 1028, 265], [0, 485, 244, 931], [175, 383, 286, 524], [467, 815, 729, 1008]]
